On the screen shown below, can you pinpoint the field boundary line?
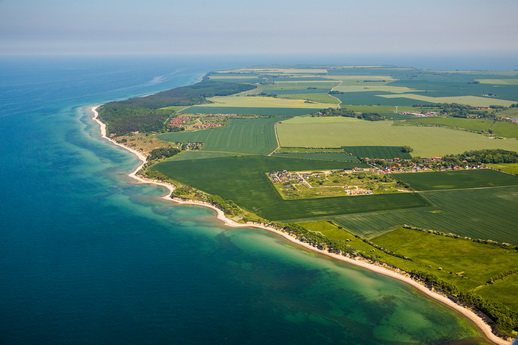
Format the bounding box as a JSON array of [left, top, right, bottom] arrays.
[[269, 120, 282, 156]]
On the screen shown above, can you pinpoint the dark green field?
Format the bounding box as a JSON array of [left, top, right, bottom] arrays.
[[271, 152, 360, 162], [330, 186, 518, 243], [158, 117, 286, 155], [344, 146, 413, 159], [151, 156, 427, 221], [393, 169, 518, 191], [181, 106, 315, 116]]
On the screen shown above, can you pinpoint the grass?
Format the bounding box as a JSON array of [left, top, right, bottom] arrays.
[[271, 152, 360, 162], [487, 163, 518, 174], [330, 186, 518, 244], [276, 117, 518, 157], [203, 95, 338, 109], [379, 94, 516, 107], [343, 146, 413, 159], [393, 170, 518, 191], [181, 106, 315, 116], [151, 155, 427, 221], [158, 117, 285, 155]]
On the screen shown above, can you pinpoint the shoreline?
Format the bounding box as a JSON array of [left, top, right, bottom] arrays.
[[91, 105, 512, 345]]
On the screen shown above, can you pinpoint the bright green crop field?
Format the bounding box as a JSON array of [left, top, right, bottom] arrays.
[[330, 186, 518, 243], [393, 169, 518, 191], [151, 156, 427, 221], [276, 117, 518, 157], [158, 117, 285, 155]]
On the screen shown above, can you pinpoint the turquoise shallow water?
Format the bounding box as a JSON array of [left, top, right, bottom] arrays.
[[0, 55, 490, 344]]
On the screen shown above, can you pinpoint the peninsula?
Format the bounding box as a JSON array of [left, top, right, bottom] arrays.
[[93, 65, 518, 344]]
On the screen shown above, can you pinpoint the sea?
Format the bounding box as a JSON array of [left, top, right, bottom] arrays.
[[0, 54, 504, 345]]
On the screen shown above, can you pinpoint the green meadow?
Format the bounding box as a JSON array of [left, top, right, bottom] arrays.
[[276, 117, 518, 157]]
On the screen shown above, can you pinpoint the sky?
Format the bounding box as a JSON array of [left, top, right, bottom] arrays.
[[1, 0, 517, 56]]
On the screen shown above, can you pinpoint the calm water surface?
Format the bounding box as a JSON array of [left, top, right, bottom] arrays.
[[0, 55, 490, 344]]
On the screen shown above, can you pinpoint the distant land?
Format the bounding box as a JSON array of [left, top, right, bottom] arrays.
[[95, 65, 518, 343]]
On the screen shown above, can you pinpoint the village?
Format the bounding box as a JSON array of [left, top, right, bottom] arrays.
[[267, 168, 410, 199]]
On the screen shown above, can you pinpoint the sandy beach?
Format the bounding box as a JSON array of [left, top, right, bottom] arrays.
[[91, 105, 512, 345]]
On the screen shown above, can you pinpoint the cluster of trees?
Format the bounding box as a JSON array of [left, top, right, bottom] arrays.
[[442, 149, 518, 164], [316, 108, 385, 121], [358, 112, 384, 121], [413, 103, 496, 119], [98, 81, 255, 136], [148, 147, 180, 161], [108, 80, 256, 109], [98, 106, 170, 136]]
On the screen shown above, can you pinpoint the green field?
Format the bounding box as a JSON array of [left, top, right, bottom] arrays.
[[393, 170, 518, 191], [151, 156, 428, 221], [158, 117, 285, 155], [404, 117, 495, 132], [492, 121, 518, 139], [330, 186, 518, 243], [271, 152, 360, 162], [487, 163, 518, 174], [181, 106, 315, 116], [343, 146, 413, 159], [276, 117, 518, 157]]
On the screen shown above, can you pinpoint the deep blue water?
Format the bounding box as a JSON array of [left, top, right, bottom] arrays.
[[0, 55, 492, 344]]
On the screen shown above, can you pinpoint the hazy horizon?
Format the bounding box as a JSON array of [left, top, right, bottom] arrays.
[[1, 0, 517, 58]]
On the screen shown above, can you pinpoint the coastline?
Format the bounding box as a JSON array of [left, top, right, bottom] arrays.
[[91, 105, 512, 345]]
